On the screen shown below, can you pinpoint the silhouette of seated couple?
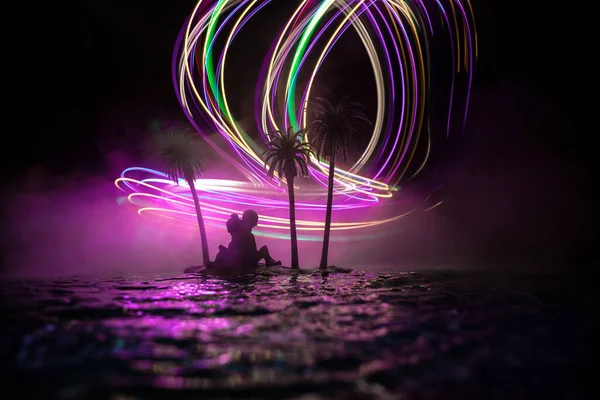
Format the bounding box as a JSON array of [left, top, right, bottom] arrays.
[[207, 209, 281, 271]]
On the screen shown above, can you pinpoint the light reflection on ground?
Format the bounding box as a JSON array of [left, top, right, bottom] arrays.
[[1, 269, 579, 399]]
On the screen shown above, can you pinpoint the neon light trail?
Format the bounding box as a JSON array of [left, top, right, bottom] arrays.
[[116, 0, 477, 241]]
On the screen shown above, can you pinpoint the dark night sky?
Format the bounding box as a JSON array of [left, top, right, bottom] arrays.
[[8, 0, 586, 175], [4, 1, 594, 270]]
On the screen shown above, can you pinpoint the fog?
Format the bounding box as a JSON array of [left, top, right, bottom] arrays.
[[1, 83, 593, 278]]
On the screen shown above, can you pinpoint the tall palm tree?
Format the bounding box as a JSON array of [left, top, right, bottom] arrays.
[[262, 126, 315, 269], [308, 97, 372, 269], [158, 130, 210, 266]]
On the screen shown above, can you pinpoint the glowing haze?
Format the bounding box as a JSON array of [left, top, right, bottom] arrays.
[[3, 2, 592, 278], [3, 84, 590, 277]]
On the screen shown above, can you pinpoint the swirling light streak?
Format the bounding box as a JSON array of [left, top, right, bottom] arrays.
[[116, 0, 476, 241], [116, 167, 417, 241]]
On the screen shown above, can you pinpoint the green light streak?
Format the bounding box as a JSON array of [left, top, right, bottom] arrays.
[[203, 0, 257, 153], [204, 0, 229, 118], [285, 0, 336, 131]]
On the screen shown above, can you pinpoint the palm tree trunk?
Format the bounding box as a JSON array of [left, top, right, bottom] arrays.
[[320, 154, 335, 269], [286, 171, 299, 269], [186, 175, 210, 266]]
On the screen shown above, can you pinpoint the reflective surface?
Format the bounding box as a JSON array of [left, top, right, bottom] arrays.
[[1, 269, 579, 399]]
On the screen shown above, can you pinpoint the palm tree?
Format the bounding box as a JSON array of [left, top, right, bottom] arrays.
[[307, 97, 372, 269], [262, 126, 315, 269], [158, 130, 210, 266]]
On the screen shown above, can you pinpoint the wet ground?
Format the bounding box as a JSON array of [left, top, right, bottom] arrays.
[[0, 268, 584, 399]]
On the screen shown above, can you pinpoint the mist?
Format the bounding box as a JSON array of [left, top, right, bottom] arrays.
[[1, 79, 592, 278], [0, 172, 444, 278]]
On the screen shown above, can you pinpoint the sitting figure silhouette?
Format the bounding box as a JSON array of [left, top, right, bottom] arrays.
[[235, 209, 281, 268], [210, 213, 242, 268], [209, 210, 281, 270]]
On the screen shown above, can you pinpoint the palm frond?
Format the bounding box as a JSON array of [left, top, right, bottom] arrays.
[[157, 130, 206, 183], [262, 127, 315, 181], [307, 97, 372, 163]]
